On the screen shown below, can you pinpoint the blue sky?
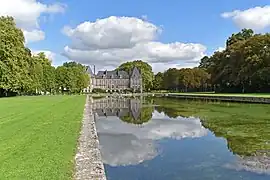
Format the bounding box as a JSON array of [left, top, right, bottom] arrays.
[[2, 0, 270, 72]]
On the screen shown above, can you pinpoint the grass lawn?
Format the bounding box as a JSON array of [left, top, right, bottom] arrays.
[[169, 92, 270, 98], [0, 95, 86, 180]]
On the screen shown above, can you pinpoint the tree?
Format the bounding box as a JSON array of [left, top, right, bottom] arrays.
[[0, 16, 90, 96], [199, 29, 270, 93], [117, 60, 154, 91], [56, 66, 71, 93], [163, 68, 180, 91], [199, 56, 211, 69], [119, 107, 154, 124], [63, 62, 90, 93], [153, 72, 164, 90], [42, 64, 56, 94], [56, 62, 89, 94], [162, 67, 210, 92], [226, 28, 254, 47], [30, 54, 44, 94], [0, 16, 32, 96]]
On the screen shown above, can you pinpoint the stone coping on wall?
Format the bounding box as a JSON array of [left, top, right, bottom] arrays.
[[165, 94, 270, 104], [74, 95, 107, 180]]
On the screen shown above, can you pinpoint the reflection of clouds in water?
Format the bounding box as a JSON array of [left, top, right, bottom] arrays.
[[99, 133, 158, 167], [224, 155, 270, 175], [96, 111, 208, 166]]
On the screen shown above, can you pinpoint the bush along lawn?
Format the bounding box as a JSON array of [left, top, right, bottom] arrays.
[[0, 95, 86, 180]]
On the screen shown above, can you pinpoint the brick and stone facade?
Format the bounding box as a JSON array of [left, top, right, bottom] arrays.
[[84, 66, 143, 93]]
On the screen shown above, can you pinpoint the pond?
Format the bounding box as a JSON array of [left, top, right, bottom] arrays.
[[93, 97, 270, 180]]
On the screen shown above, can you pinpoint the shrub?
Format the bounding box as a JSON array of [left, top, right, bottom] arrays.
[[92, 88, 107, 93]]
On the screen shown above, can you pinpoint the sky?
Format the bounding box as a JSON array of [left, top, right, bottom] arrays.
[[1, 0, 270, 73]]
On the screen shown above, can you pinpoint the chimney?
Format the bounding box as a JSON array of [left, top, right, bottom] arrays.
[[93, 65, 96, 75]]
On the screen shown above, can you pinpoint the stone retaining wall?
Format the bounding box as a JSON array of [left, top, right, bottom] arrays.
[[165, 94, 270, 104], [74, 95, 106, 180]]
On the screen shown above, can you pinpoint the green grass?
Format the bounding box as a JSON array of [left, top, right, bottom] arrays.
[[168, 92, 270, 98], [154, 98, 270, 156], [0, 95, 86, 180]]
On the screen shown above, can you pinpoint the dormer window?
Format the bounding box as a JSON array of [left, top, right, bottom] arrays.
[[119, 75, 122, 79]]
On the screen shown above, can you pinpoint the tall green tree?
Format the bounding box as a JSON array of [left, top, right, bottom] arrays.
[[163, 68, 180, 90], [153, 72, 164, 90], [30, 53, 45, 94], [199, 56, 211, 69], [56, 62, 89, 93], [0, 16, 32, 96], [162, 68, 210, 92], [117, 60, 154, 91], [28, 52, 57, 94], [199, 29, 270, 93], [56, 66, 72, 93], [41, 54, 56, 94], [226, 28, 254, 47], [63, 62, 90, 93], [0, 16, 90, 96]]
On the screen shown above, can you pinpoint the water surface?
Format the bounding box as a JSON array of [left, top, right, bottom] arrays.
[[93, 97, 270, 180]]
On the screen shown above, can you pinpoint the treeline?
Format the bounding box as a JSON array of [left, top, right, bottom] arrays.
[[3, 14, 269, 95], [153, 29, 270, 93], [0, 16, 89, 97], [200, 29, 270, 93], [153, 68, 210, 92]]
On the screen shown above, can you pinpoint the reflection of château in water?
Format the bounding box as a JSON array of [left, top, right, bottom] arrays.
[[92, 98, 143, 123]]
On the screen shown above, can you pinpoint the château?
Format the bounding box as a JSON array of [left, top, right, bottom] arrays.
[[85, 66, 143, 93]]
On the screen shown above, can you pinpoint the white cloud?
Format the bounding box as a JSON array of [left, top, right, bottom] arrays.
[[216, 46, 225, 52], [98, 134, 158, 167], [63, 42, 205, 65], [141, 15, 148, 20], [63, 16, 160, 49], [151, 62, 199, 73], [96, 111, 208, 166], [62, 16, 207, 72], [32, 50, 56, 61], [23, 30, 45, 43], [0, 0, 66, 43], [221, 6, 270, 30], [31, 50, 64, 67]]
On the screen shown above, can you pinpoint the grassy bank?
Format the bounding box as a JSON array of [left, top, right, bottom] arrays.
[[153, 98, 270, 156], [0, 95, 86, 180]]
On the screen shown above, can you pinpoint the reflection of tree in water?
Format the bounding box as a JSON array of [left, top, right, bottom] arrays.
[[152, 97, 270, 158], [152, 97, 270, 174], [119, 106, 154, 125], [154, 99, 190, 118], [118, 97, 154, 125], [143, 96, 154, 105], [155, 106, 184, 118], [93, 97, 154, 125]]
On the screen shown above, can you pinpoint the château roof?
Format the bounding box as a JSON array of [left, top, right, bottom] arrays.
[[86, 66, 95, 76], [96, 70, 129, 79], [86, 66, 141, 79]]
